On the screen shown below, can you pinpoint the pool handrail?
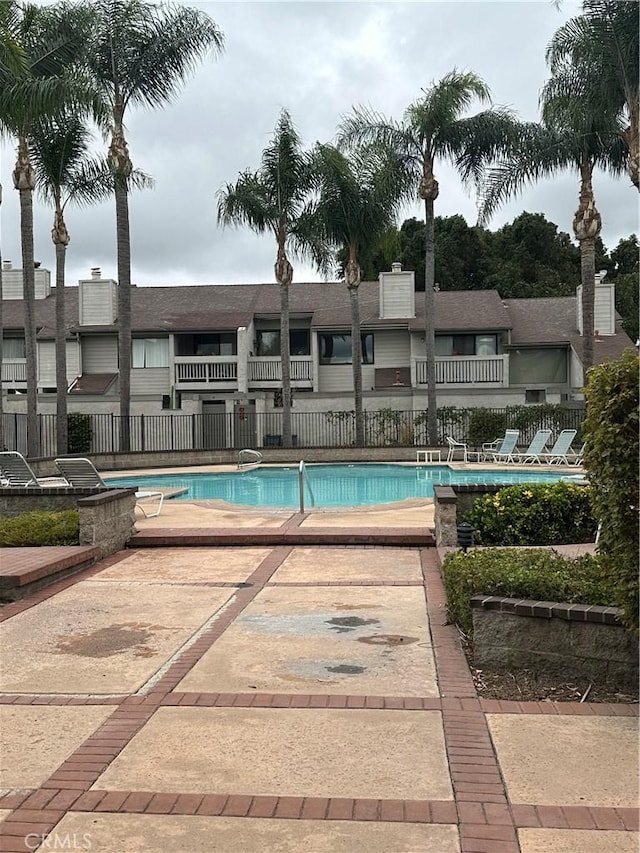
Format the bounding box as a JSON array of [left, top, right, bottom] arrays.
[[238, 449, 263, 469]]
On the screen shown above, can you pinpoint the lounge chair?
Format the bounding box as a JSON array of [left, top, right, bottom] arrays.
[[490, 430, 521, 463], [0, 451, 67, 487], [540, 430, 578, 465], [445, 436, 468, 462], [511, 429, 553, 464], [54, 457, 164, 517]]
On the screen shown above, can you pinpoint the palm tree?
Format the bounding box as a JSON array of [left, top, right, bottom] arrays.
[[546, 0, 639, 190], [30, 112, 153, 454], [307, 143, 409, 446], [479, 96, 628, 373], [339, 70, 519, 445], [0, 0, 95, 458], [217, 109, 327, 448], [84, 0, 224, 451]]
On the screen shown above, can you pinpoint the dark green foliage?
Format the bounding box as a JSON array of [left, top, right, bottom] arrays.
[[583, 348, 640, 633], [67, 413, 92, 454], [442, 548, 617, 636], [468, 409, 507, 447], [0, 510, 79, 546], [464, 483, 597, 546]]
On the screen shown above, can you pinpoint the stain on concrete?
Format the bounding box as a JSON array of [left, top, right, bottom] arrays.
[[53, 622, 168, 658], [333, 604, 383, 611], [326, 616, 380, 633], [358, 634, 419, 646], [325, 664, 367, 674]]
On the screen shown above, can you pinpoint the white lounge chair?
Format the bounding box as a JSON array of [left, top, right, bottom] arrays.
[[490, 430, 521, 463], [54, 457, 164, 517], [540, 430, 579, 465], [512, 429, 553, 464], [0, 451, 67, 487], [445, 436, 468, 462]]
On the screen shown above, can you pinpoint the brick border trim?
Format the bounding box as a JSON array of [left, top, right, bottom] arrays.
[[471, 594, 623, 625]]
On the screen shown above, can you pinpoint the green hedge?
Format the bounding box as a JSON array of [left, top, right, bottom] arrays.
[[583, 348, 639, 634], [442, 548, 616, 636], [0, 510, 80, 546], [464, 482, 596, 546]]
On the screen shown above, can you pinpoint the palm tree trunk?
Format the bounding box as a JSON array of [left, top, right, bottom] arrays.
[[53, 206, 69, 455], [572, 158, 601, 375], [109, 117, 133, 452], [275, 242, 293, 447], [13, 136, 38, 458], [346, 255, 364, 447], [423, 196, 438, 446]]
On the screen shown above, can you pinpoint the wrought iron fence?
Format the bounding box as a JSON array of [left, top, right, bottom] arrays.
[[1, 405, 586, 459]]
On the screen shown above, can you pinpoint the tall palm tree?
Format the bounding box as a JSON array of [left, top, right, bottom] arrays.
[[546, 0, 639, 190], [479, 98, 628, 373], [307, 143, 409, 446], [84, 0, 224, 451], [30, 112, 153, 454], [0, 0, 95, 458], [217, 109, 327, 448], [339, 70, 519, 445]]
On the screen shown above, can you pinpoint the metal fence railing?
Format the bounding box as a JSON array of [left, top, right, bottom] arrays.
[[1, 405, 586, 459]]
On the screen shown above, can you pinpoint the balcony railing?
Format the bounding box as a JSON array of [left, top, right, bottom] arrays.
[[249, 356, 313, 385], [1, 359, 27, 382], [174, 356, 238, 385], [414, 355, 508, 386]]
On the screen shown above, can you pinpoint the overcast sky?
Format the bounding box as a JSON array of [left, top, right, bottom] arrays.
[[1, 0, 638, 288]]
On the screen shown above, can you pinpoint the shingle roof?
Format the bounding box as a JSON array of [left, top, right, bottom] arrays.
[[1, 280, 633, 365]]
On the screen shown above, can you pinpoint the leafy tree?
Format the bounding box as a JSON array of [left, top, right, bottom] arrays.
[[546, 0, 639, 190], [339, 70, 519, 445], [218, 110, 327, 447], [308, 143, 408, 445], [30, 111, 152, 454], [0, 0, 94, 458], [84, 0, 224, 450]]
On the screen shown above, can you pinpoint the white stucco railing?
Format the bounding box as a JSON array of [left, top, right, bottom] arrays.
[[1, 359, 27, 382], [248, 356, 313, 383], [174, 356, 238, 383], [414, 355, 508, 386]]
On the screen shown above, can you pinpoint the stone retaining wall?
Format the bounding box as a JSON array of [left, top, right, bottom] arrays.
[[433, 484, 504, 548], [0, 487, 137, 558], [471, 595, 638, 691]]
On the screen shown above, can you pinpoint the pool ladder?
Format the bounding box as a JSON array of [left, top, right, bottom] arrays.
[[237, 449, 263, 469]]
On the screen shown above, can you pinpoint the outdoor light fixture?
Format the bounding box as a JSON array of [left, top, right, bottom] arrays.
[[456, 522, 475, 552]]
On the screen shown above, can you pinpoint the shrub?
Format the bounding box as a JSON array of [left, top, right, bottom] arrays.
[[442, 548, 616, 636], [68, 413, 93, 454], [583, 348, 640, 633], [464, 482, 596, 545], [0, 510, 79, 546], [468, 409, 507, 447]]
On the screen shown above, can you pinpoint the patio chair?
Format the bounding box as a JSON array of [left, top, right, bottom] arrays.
[[540, 430, 578, 465], [445, 436, 468, 462], [511, 429, 553, 464], [0, 451, 67, 487], [567, 442, 586, 466], [490, 430, 521, 463], [54, 457, 164, 517]]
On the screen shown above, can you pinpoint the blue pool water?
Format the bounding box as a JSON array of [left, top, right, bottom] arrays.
[[105, 464, 571, 509]]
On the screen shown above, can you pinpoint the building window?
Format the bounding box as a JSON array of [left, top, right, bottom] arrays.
[[525, 389, 546, 403], [132, 338, 169, 368], [256, 330, 310, 356], [435, 334, 497, 356], [175, 333, 237, 357], [162, 392, 182, 409], [319, 333, 374, 365], [510, 348, 568, 384], [3, 339, 26, 359]]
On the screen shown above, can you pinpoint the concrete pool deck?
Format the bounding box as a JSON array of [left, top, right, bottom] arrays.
[[0, 464, 636, 853]]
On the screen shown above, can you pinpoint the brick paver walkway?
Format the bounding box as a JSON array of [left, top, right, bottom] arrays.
[[0, 525, 637, 852]]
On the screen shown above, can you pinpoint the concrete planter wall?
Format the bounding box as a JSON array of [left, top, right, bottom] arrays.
[[471, 595, 638, 692]]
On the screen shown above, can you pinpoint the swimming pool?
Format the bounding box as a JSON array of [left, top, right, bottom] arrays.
[[105, 464, 572, 509]]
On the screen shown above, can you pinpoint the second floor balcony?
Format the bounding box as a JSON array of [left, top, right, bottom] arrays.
[[248, 356, 313, 388], [413, 354, 509, 387]]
